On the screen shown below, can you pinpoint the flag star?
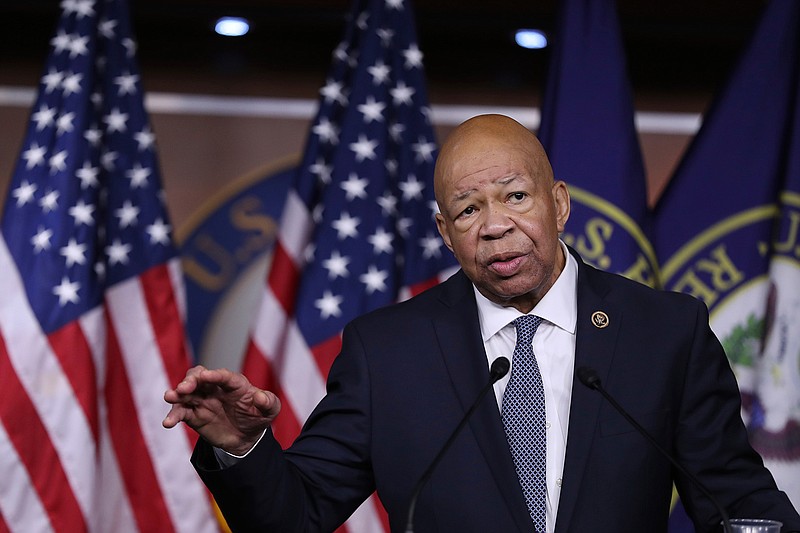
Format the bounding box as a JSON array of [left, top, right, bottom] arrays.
[[309, 158, 333, 184], [50, 30, 71, 53], [377, 193, 398, 216], [73, 0, 95, 18], [313, 117, 340, 145], [320, 79, 347, 105], [312, 204, 325, 224], [67, 34, 90, 58], [56, 111, 75, 135], [12, 180, 38, 207], [368, 227, 394, 254], [69, 199, 95, 225], [341, 173, 369, 200], [333, 42, 349, 63], [99, 17, 118, 38], [322, 250, 351, 279], [60, 238, 88, 267], [385, 158, 398, 176], [61, 71, 83, 96], [358, 96, 386, 123], [146, 218, 171, 245], [53, 276, 81, 306], [122, 37, 137, 58], [399, 175, 425, 201], [90, 90, 104, 109], [103, 107, 128, 133], [304, 242, 316, 263], [125, 163, 151, 188], [76, 161, 100, 188], [349, 134, 378, 162], [134, 127, 155, 151], [389, 122, 405, 142], [315, 290, 343, 319], [101, 150, 118, 171], [412, 137, 436, 163], [39, 189, 60, 212], [115, 200, 140, 228], [41, 68, 63, 93], [385, 0, 404, 10], [368, 61, 391, 85], [397, 217, 413, 238], [94, 260, 106, 281], [49, 150, 68, 174], [403, 43, 424, 69], [84, 125, 103, 146], [32, 105, 57, 130], [22, 142, 47, 169], [356, 11, 369, 30], [332, 212, 360, 240], [390, 81, 415, 105], [376, 28, 394, 47], [31, 226, 53, 252], [420, 233, 443, 258], [360, 265, 389, 294], [106, 238, 132, 265], [114, 71, 139, 95]]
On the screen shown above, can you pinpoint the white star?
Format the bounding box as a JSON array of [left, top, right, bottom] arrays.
[[56, 111, 75, 135], [385, 158, 398, 176], [356, 11, 369, 30], [101, 150, 118, 171], [76, 161, 99, 188], [368, 227, 394, 254], [125, 163, 151, 188], [389, 122, 405, 142], [315, 291, 343, 319], [403, 43, 423, 69], [349, 134, 378, 162], [53, 276, 80, 306], [320, 79, 347, 105], [322, 250, 351, 279], [31, 226, 53, 253], [69, 199, 95, 225], [412, 137, 437, 163], [340, 173, 369, 200], [134, 127, 155, 151], [377, 28, 394, 47], [312, 204, 324, 224], [49, 150, 68, 174], [90, 90, 104, 109], [332, 212, 360, 240], [32, 105, 56, 130], [147, 218, 171, 245], [385, 0, 404, 10], [309, 158, 333, 184], [397, 217, 413, 238], [74, 0, 95, 18], [106, 238, 132, 266], [360, 265, 389, 294], [114, 71, 139, 95], [103, 107, 128, 133], [122, 38, 137, 58], [41, 68, 63, 93], [12, 180, 37, 207], [60, 238, 87, 267], [22, 142, 47, 169], [358, 96, 386, 123], [377, 193, 398, 216], [390, 81, 415, 105], [84, 125, 102, 146], [332, 42, 349, 63], [115, 200, 140, 228], [313, 118, 340, 144], [39, 189, 60, 212], [420, 233, 443, 258], [99, 18, 118, 39], [50, 30, 71, 54], [399, 175, 425, 201], [368, 61, 391, 85], [61, 71, 83, 96], [67, 34, 90, 58]]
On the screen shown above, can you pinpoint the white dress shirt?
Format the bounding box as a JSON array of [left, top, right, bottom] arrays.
[[473, 242, 578, 533]]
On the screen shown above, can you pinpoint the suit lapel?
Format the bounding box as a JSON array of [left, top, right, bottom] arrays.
[[434, 271, 533, 533], [555, 255, 622, 532]]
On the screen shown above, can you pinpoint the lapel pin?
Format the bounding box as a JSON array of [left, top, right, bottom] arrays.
[[591, 311, 609, 329]]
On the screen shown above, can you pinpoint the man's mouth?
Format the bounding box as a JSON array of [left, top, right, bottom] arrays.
[[487, 254, 525, 276]]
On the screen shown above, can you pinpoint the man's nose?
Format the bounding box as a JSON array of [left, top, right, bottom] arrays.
[[479, 202, 514, 239]]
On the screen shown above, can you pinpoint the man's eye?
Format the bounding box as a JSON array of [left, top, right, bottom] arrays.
[[510, 192, 526, 201], [461, 206, 475, 216]]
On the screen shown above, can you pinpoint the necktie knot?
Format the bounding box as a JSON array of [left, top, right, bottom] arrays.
[[514, 315, 543, 346]]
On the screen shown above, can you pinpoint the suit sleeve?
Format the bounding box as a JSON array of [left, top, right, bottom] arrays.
[[192, 321, 376, 533], [674, 299, 800, 532]]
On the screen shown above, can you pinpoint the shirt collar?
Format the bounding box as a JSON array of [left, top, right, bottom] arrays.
[[474, 240, 578, 341]]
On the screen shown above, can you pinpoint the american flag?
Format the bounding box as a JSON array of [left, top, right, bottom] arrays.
[[240, 0, 458, 530], [0, 0, 218, 532]]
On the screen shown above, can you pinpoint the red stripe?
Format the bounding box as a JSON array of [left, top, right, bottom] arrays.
[[310, 334, 342, 379], [0, 509, 10, 533], [104, 312, 176, 533], [267, 241, 301, 316], [241, 339, 302, 448], [409, 275, 440, 297], [0, 330, 87, 532], [47, 321, 98, 441]]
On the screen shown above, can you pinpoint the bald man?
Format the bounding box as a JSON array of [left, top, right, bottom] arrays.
[[164, 115, 800, 532]]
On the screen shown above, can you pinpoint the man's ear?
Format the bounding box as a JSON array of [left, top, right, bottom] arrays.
[[435, 212, 454, 252], [552, 181, 571, 233]]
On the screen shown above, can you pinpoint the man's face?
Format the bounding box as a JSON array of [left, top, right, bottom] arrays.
[[435, 132, 569, 313]]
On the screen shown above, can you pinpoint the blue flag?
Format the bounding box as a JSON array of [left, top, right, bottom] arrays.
[[538, 0, 655, 286], [654, 0, 800, 525]]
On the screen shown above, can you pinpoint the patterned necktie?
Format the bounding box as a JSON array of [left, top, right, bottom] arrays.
[[502, 315, 546, 532]]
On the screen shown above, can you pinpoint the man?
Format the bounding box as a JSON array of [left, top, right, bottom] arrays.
[[163, 114, 800, 532]]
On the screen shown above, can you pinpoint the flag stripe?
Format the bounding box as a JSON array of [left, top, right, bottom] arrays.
[[267, 242, 301, 316], [310, 334, 343, 380]]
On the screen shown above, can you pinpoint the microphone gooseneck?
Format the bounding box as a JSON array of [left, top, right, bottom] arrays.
[[576, 366, 733, 533], [404, 356, 510, 533]]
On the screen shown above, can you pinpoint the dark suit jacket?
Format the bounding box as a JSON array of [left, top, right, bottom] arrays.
[[194, 250, 800, 532]]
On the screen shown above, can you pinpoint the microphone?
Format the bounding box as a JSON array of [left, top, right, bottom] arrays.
[[404, 356, 511, 533], [576, 366, 733, 533]]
